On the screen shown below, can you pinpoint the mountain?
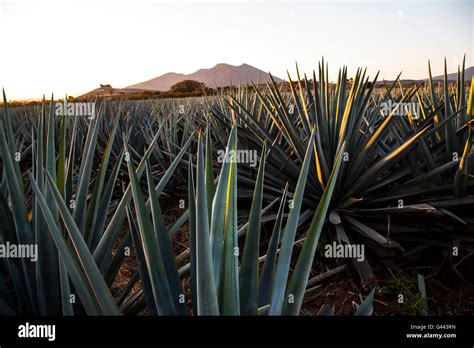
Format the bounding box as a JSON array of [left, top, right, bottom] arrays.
[[374, 66, 474, 87], [127, 63, 284, 91], [426, 66, 474, 82]]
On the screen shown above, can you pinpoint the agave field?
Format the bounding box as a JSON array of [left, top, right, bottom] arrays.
[[0, 59, 472, 316]]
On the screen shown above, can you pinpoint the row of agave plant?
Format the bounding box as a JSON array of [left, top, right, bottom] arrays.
[[0, 58, 472, 315]]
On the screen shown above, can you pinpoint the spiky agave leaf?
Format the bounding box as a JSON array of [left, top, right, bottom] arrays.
[[258, 183, 288, 307], [283, 142, 345, 315], [126, 143, 177, 316], [195, 131, 219, 315], [269, 129, 315, 315], [239, 143, 266, 315]]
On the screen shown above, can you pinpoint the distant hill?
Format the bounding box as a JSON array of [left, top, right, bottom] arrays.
[[374, 66, 474, 87], [78, 65, 473, 99], [427, 66, 474, 82], [127, 63, 284, 91]]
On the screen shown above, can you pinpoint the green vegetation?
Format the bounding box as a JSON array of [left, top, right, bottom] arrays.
[[387, 276, 427, 315], [0, 58, 472, 316], [170, 80, 214, 94]]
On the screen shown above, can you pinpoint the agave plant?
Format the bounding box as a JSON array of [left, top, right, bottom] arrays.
[[211, 58, 474, 281], [125, 122, 357, 315]]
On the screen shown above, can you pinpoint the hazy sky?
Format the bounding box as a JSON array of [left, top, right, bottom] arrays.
[[0, 0, 472, 99]]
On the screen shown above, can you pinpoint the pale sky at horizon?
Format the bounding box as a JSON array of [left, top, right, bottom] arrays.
[[0, 0, 472, 100]]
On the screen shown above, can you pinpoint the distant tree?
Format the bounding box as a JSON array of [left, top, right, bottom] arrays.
[[170, 80, 206, 93]]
